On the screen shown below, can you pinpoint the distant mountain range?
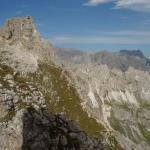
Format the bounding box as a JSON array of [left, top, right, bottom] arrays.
[[119, 50, 146, 59], [55, 48, 150, 72]]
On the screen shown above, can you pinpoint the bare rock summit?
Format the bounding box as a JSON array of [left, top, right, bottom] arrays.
[[0, 17, 54, 73]]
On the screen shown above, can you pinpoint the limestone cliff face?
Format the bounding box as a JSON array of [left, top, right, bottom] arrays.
[[0, 16, 41, 47], [0, 17, 54, 73]]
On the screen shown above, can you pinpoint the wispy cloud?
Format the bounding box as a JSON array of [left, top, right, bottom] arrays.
[[107, 30, 150, 36], [84, 0, 113, 6], [84, 0, 150, 12], [83, 30, 150, 36], [51, 30, 150, 45]]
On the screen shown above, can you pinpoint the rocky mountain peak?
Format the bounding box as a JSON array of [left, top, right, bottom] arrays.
[[119, 50, 145, 59], [0, 16, 41, 49], [0, 17, 55, 73]]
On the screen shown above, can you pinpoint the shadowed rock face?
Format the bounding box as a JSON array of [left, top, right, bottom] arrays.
[[119, 50, 145, 59], [22, 107, 111, 150]]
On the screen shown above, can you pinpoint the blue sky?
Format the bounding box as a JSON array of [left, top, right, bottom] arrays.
[[0, 0, 150, 56]]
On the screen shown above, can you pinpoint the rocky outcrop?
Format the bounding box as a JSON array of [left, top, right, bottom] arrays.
[[22, 107, 111, 150], [0, 63, 46, 120], [0, 16, 40, 48], [0, 109, 24, 150], [0, 17, 54, 73]]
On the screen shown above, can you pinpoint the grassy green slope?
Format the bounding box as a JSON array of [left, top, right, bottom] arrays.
[[28, 63, 104, 136]]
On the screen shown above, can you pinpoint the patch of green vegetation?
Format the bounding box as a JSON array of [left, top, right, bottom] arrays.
[[0, 111, 15, 122], [14, 73, 29, 90], [118, 103, 130, 111], [138, 123, 150, 145], [17, 102, 29, 110], [140, 102, 150, 109], [0, 63, 29, 90], [109, 110, 142, 144], [0, 102, 36, 123], [0, 64, 14, 89], [104, 100, 112, 106], [113, 102, 131, 111], [109, 111, 126, 136], [0, 79, 10, 89], [125, 124, 141, 144], [108, 135, 125, 150], [0, 64, 14, 76]]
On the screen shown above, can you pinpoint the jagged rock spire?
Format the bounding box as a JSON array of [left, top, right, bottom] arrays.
[[0, 16, 41, 49], [0, 17, 55, 72]]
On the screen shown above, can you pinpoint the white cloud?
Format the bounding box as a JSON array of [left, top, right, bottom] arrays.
[[115, 0, 150, 12], [51, 30, 150, 45], [84, 0, 150, 12], [84, 0, 114, 6]]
